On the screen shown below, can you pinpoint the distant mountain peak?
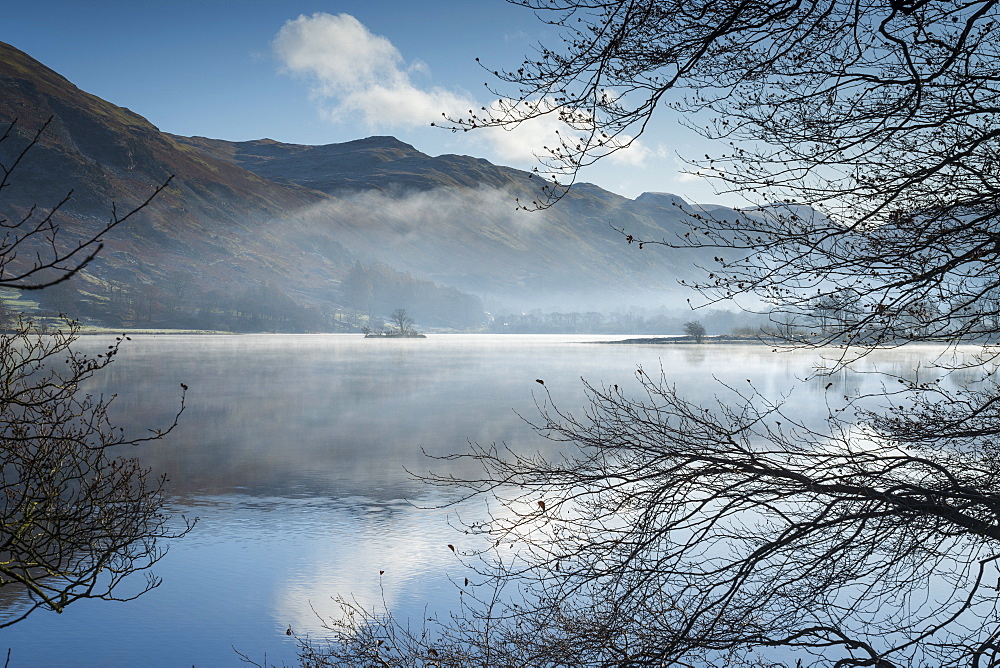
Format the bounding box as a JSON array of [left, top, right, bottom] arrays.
[[635, 192, 690, 208], [347, 135, 420, 151]]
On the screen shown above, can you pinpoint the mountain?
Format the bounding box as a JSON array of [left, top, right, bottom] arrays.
[[0, 41, 357, 329], [169, 135, 715, 306], [0, 40, 720, 331]]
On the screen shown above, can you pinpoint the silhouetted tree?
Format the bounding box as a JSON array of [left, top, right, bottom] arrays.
[[390, 308, 414, 335], [0, 118, 188, 626], [682, 320, 706, 343], [339, 263, 484, 330]]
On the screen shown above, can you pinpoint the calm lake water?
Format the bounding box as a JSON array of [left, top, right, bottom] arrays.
[[0, 334, 972, 666]]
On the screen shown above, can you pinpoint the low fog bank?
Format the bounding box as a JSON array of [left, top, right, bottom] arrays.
[[296, 183, 706, 301]]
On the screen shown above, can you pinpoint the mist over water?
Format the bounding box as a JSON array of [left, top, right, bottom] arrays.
[[0, 334, 971, 666]]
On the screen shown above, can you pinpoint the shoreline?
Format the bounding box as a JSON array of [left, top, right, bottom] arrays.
[[600, 335, 779, 345]]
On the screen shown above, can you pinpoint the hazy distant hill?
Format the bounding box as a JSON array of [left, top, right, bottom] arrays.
[[0, 40, 720, 331], [172, 134, 716, 309]]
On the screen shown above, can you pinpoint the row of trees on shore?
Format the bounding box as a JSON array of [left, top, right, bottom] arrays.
[[33, 273, 979, 340], [486, 307, 768, 336], [25, 262, 782, 337], [26, 259, 487, 333], [39, 275, 332, 332]]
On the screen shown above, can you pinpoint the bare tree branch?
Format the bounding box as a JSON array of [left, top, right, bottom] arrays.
[[0, 118, 188, 625]]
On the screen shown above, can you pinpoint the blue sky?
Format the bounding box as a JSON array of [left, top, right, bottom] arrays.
[[4, 1, 731, 204]]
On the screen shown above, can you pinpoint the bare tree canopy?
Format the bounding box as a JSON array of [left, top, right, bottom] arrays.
[[309, 371, 1000, 667], [682, 320, 706, 343], [390, 308, 415, 335], [450, 0, 1000, 348], [294, 2, 1000, 667], [458, 0, 1000, 214], [0, 326, 188, 626], [0, 119, 188, 626]]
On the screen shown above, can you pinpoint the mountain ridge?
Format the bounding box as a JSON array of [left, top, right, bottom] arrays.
[[0, 39, 720, 331]]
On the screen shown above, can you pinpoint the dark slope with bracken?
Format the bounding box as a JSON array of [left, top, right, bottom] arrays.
[[0, 40, 357, 328]]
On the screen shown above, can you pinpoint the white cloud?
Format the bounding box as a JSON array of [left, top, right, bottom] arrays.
[[475, 99, 664, 170], [273, 13, 474, 129], [676, 170, 706, 183], [271, 13, 628, 172], [606, 139, 653, 167], [473, 98, 603, 167], [273, 13, 403, 94], [477, 114, 568, 164]]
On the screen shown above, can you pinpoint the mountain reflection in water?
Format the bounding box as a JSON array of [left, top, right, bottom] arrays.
[[0, 334, 972, 666]]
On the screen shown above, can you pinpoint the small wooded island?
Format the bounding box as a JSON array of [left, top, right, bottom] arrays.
[[364, 331, 427, 338], [364, 308, 426, 338]]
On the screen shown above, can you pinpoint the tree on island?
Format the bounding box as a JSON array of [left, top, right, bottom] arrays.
[[682, 320, 706, 343], [0, 118, 189, 627], [301, 2, 1000, 667], [390, 308, 414, 336]]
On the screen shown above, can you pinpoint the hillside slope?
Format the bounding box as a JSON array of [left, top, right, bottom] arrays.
[[0, 40, 718, 329], [173, 135, 714, 308]]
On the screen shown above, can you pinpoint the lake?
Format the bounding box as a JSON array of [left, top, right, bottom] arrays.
[[0, 334, 968, 666]]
